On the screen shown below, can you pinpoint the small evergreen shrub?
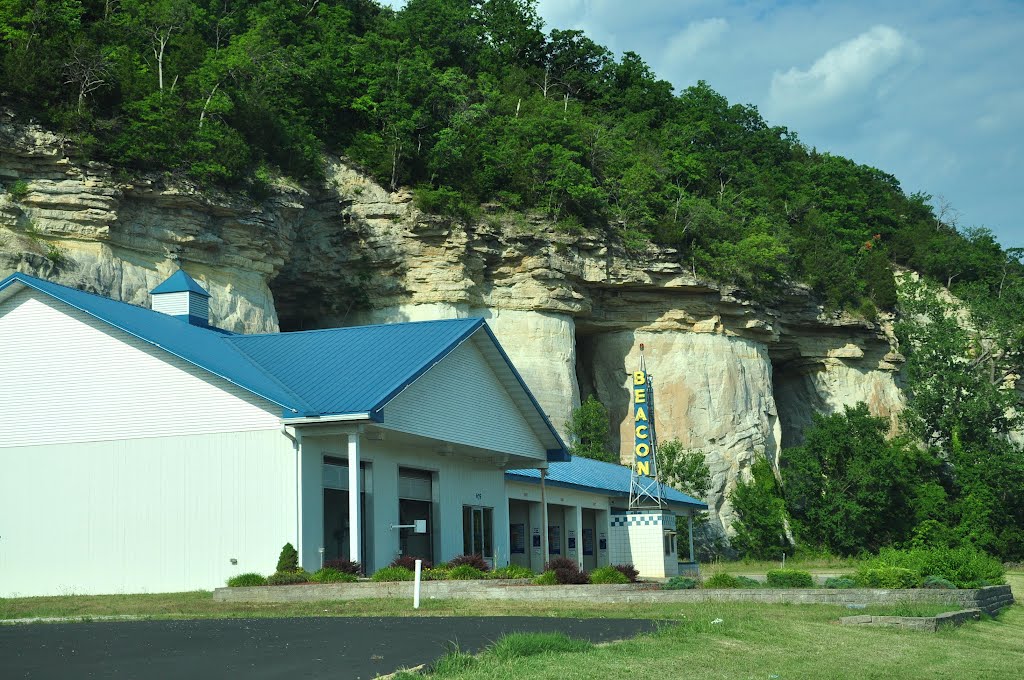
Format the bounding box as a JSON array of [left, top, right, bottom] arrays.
[[323, 559, 362, 575], [589, 566, 630, 584], [543, 557, 589, 584], [662, 576, 698, 590], [8, 180, 29, 200], [449, 553, 490, 571], [704, 573, 743, 589], [276, 543, 299, 573], [491, 564, 534, 580], [612, 564, 639, 583], [372, 566, 415, 582], [855, 567, 921, 589], [824, 576, 858, 589], [390, 555, 432, 571], [766, 569, 814, 588], [533, 570, 558, 585], [736, 576, 762, 588], [310, 568, 358, 584], [227, 573, 267, 587], [448, 565, 486, 580], [267, 569, 311, 586], [922, 576, 957, 590]]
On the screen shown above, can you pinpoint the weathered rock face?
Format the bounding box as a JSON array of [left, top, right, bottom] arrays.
[[0, 118, 905, 547]]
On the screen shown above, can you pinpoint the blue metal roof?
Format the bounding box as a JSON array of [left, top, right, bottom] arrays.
[[150, 270, 210, 297], [505, 456, 708, 509], [227, 319, 483, 417], [0, 273, 570, 457]]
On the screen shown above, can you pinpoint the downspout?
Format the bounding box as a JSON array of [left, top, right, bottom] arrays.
[[540, 468, 549, 566], [282, 425, 301, 559]]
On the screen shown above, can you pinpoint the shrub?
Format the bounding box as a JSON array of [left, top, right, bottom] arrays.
[[449, 554, 490, 572], [736, 576, 762, 588], [491, 564, 534, 580], [824, 576, 858, 589], [855, 567, 921, 589], [662, 576, 698, 590], [589, 566, 630, 585], [422, 567, 451, 581], [389, 555, 432, 571], [276, 543, 298, 573], [226, 573, 267, 587], [612, 564, 639, 583], [267, 569, 311, 586], [448, 565, 486, 580], [310, 568, 358, 584], [533, 570, 558, 585], [323, 559, 362, 575], [7, 180, 29, 200], [704, 572, 744, 589], [544, 557, 589, 585], [766, 569, 814, 588], [922, 576, 957, 590], [372, 566, 415, 582], [860, 547, 1005, 588]]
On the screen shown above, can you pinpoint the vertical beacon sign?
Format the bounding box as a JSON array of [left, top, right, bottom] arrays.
[[633, 370, 655, 477]]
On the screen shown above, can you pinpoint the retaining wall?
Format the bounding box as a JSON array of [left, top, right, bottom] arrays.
[[841, 608, 982, 632], [213, 582, 1014, 614]]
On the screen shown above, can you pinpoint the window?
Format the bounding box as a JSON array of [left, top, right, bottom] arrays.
[[462, 506, 493, 558]]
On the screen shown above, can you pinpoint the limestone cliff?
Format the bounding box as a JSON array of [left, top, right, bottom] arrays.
[[0, 117, 905, 547]]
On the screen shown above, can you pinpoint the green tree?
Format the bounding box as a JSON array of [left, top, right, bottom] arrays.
[[657, 438, 711, 500], [730, 458, 791, 560], [567, 394, 615, 463]]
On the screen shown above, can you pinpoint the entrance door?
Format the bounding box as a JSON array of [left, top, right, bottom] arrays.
[[398, 468, 434, 563], [463, 506, 493, 561]]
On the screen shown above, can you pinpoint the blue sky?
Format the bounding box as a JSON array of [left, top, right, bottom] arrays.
[[383, 1, 1024, 248]]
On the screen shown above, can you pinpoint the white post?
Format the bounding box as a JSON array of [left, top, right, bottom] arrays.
[[348, 432, 361, 565], [540, 469, 550, 566], [414, 559, 422, 609]]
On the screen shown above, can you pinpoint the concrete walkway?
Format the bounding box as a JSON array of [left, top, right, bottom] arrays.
[[0, 616, 660, 679]]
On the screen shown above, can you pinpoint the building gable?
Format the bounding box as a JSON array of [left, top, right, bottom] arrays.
[[0, 289, 280, 448], [380, 332, 548, 460]]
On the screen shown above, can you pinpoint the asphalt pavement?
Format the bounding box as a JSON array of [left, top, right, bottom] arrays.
[[0, 616, 661, 679]]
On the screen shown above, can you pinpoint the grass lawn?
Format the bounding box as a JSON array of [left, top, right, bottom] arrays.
[[3, 573, 1019, 678]]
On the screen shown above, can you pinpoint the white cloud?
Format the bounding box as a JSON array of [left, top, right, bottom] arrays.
[[767, 25, 912, 120], [663, 18, 729, 64]]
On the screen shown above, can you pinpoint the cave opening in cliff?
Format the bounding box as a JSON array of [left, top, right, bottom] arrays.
[[769, 343, 824, 451]]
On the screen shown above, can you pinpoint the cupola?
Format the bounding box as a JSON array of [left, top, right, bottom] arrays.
[[150, 270, 211, 326]]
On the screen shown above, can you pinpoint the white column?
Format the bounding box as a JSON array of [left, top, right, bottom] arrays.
[[348, 432, 361, 564]]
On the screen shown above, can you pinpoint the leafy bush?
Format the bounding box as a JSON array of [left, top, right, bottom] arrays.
[[323, 559, 362, 575], [372, 566, 415, 582], [589, 566, 630, 585], [730, 459, 792, 560], [612, 564, 640, 583], [736, 576, 762, 588], [276, 543, 298, 573], [310, 568, 358, 584], [824, 576, 858, 589], [766, 569, 814, 588], [922, 576, 957, 589], [226, 573, 267, 587], [389, 555, 432, 571], [533, 570, 558, 585], [423, 567, 452, 581], [7, 180, 29, 200], [662, 576, 698, 590], [267, 569, 311, 586], [860, 547, 1005, 588], [491, 565, 534, 580], [704, 572, 744, 589], [544, 557, 589, 585], [447, 565, 486, 580], [449, 554, 490, 572], [854, 567, 921, 589]]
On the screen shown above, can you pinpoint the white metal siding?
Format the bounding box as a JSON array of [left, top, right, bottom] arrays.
[[0, 429, 297, 596], [151, 291, 191, 316], [381, 340, 547, 459], [0, 290, 280, 448]]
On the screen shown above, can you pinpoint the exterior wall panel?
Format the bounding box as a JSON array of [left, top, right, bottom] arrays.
[[381, 340, 547, 460], [0, 429, 296, 597], [0, 290, 280, 449]]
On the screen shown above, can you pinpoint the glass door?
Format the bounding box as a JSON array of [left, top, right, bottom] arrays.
[[462, 506, 493, 559]]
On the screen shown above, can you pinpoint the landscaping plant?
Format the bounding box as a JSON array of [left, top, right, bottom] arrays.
[[765, 569, 814, 588], [704, 573, 744, 589], [490, 565, 534, 580], [371, 566, 415, 582], [588, 566, 630, 584], [267, 569, 311, 586], [824, 576, 858, 589], [612, 564, 639, 583], [323, 559, 362, 575], [226, 573, 267, 587], [860, 547, 1005, 588], [662, 576, 698, 590], [276, 543, 299, 573], [447, 565, 486, 580], [310, 568, 358, 584], [389, 555, 432, 571], [449, 554, 490, 571], [533, 570, 558, 586], [543, 557, 589, 585], [854, 567, 921, 589]]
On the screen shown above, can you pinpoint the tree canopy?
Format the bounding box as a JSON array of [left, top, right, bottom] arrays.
[[4, 0, 1021, 312]]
